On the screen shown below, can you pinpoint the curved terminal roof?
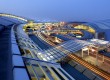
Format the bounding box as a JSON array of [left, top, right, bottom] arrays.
[[82, 20, 110, 40], [83, 19, 110, 32]]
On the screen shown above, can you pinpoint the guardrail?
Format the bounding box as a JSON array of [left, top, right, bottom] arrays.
[[11, 24, 30, 80]]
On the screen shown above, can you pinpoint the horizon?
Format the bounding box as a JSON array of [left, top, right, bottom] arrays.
[[0, 0, 110, 22]]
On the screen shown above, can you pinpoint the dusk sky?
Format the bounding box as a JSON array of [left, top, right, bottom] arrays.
[[0, 0, 110, 22]]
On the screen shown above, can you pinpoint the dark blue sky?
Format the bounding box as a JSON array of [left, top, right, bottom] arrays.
[[0, 0, 110, 22]]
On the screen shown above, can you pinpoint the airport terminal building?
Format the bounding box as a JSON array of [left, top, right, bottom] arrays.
[[0, 13, 110, 80]]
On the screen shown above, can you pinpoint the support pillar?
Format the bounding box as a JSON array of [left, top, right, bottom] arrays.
[[102, 55, 105, 63], [96, 52, 98, 66], [95, 32, 98, 39], [82, 50, 84, 58]]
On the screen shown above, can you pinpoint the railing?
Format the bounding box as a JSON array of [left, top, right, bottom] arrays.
[[11, 24, 30, 80]]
